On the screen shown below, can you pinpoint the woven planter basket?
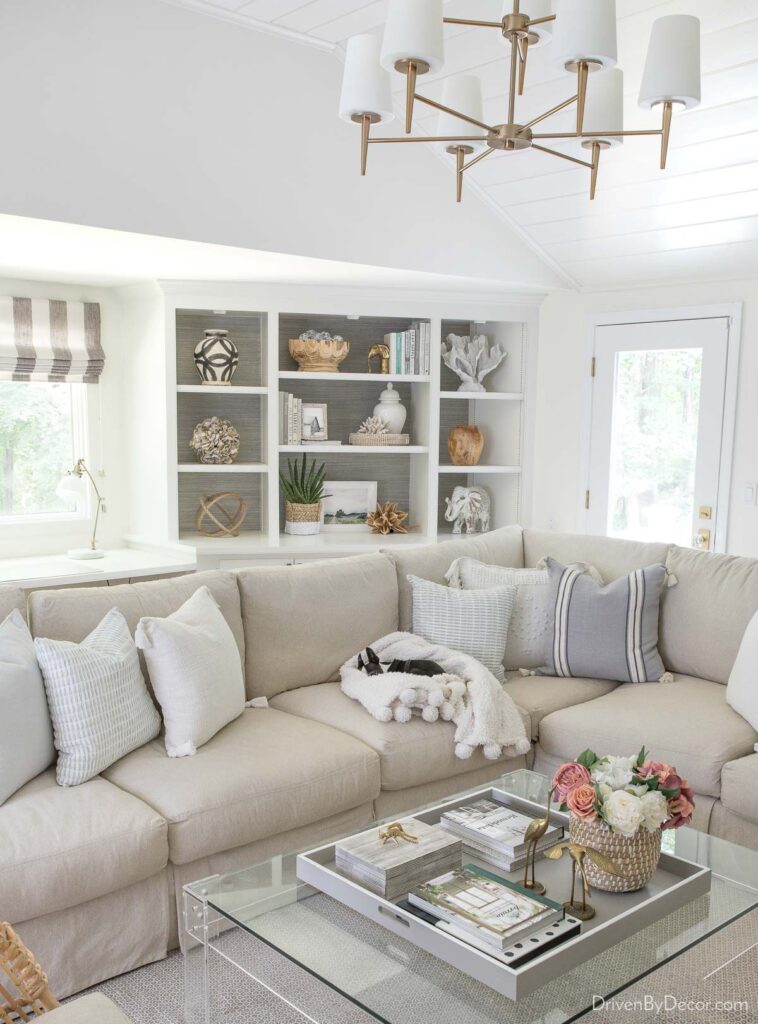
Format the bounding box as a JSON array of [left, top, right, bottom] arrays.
[[284, 501, 321, 535], [569, 816, 662, 893], [348, 433, 410, 447]]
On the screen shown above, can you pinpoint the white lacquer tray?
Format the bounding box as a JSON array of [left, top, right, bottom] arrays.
[[296, 787, 711, 1001]]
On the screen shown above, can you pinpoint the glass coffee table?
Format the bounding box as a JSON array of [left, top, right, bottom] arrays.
[[183, 770, 758, 1024]]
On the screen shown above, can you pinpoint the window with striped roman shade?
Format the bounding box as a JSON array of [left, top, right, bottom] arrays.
[[0, 297, 105, 383]]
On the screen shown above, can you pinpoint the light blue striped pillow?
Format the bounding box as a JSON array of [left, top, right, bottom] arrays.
[[539, 557, 668, 683], [35, 608, 161, 786], [408, 575, 516, 679]]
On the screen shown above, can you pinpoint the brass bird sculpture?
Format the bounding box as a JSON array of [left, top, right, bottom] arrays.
[[544, 841, 623, 920], [522, 786, 555, 895], [378, 822, 418, 846]]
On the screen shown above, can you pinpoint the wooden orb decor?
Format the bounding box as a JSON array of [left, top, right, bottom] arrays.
[[368, 501, 409, 535], [448, 424, 484, 466], [195, 492, 248, 538]]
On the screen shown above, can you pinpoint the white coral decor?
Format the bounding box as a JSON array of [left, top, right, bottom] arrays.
[[603, 790, 645, 838], [441, 334, 507, 393]]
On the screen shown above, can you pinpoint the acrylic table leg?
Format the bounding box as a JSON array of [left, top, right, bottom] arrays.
[[183, 890, 213, 1024]]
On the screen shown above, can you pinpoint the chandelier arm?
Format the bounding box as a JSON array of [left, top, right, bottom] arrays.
[[523, 95, 579, 131], [368, 135, 489, 144], [518, 36, 529, 96], [531, 143, 594, 170], [414, 93, 496, 134], [360, 114, 371, 176], [443, 18, 505, 29], [462, 147, 497, 173], [456, 148, 465, 203], [576, 62, 589, 134], [527, 14, 557, 26], [405, 62, 418, 134], [660, 101, 673, 169], [590, 142, 601, 200], [532, 130, 663, 139], [508, 36, 519, 124]]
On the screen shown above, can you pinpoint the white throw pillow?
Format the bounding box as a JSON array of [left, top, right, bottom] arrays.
[[445, 557, 605, 671], [135, 586, 245, 757], [35, 608, 161, 786], [0, 610, 55, 803], [726, 608, 758, 735], [408, 574, 515, 680]]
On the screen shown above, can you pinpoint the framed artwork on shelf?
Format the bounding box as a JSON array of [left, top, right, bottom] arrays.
[[321, 481, 378, 531], [301, 403, 328, 441]]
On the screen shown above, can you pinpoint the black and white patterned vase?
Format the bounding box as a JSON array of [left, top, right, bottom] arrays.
[[194, 329, 239, 386]]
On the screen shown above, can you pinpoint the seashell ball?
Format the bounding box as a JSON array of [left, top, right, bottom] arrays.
[[189, 416, 241, 465]]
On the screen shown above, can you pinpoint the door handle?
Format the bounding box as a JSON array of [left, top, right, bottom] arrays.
[[694, 529, 711, 552]]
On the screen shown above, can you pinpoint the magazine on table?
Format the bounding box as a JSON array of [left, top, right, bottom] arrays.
[[440, 799, 563, 856]]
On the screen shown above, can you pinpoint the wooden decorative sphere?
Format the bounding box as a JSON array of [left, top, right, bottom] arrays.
[[448, 424, 484, 466], [195, 492, 247, 538]]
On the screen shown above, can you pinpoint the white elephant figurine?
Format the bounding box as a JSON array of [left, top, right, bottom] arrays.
[[444, 485, 491, 535]]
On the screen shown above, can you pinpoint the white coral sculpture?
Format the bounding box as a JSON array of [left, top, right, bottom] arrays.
[[441, 334, 507, 393], [358, 415, 389, 435]]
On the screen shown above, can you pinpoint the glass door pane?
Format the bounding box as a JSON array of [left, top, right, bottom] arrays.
[[607, 349, 702, 546]]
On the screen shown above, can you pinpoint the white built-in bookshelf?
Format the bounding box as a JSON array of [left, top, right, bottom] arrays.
[[121, 283, 539, 568]]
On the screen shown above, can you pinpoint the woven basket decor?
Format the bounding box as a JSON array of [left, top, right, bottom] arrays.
[[285, 501, 320, 523], [348, 433, 410, 446], [569, 816, 662, 893]]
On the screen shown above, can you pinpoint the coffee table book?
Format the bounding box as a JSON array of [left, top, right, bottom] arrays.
[[440, 799, 564, 857], [296, 785, 712, 1001], [335, 817, 461, 902]]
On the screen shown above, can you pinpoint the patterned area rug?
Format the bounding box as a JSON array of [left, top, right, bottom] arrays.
[[73, 907, 757, 1024]]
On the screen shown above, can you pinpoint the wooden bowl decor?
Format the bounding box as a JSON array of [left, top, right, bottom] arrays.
[[289, 331, 350, 373], [195, 492, 247, 538], [448, 424, 484, 466], [189, 416, 240, 464]]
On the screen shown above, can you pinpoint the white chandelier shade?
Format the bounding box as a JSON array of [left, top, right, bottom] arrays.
[[339, 35, 394, 124], [436, 77, 486, 154], [582, 68, 624, 147], [551, 0, 618, 71], [380, 0, 445, 75], [639, 15, 701, 111]]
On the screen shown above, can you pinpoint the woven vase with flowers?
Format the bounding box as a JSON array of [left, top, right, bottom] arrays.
[[553, 747, 695, 893]]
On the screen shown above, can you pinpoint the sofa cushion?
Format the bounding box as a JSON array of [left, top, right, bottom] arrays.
[[270, 682, 531, 792], [661, 546, 758, 684], [0, 584, 26, 623], [47, 994, 132, 1024], [503, 674, 618, 740], [0, 769, 168, 922], [538, 676, 758, 798], [720, 755, 758, 825], [382, 525, 524, 630], [237, 554, 398, 700], [28, 571, 244, 695], [523, 530, 670, 582], [102, 708, 380, 864]]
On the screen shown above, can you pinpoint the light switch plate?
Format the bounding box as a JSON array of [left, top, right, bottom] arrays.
[[745, 484, 757, 505]]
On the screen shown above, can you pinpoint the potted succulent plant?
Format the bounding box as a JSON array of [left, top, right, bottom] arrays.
[[280, 454, 327, 535]]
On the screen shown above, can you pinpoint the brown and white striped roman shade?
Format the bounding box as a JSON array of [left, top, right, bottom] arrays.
[[0, 297, 105, 383]]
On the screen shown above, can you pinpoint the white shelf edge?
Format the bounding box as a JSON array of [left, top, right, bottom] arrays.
[[177, 463, 268, 473], [438, 465, 521, 474], [177, 385, 268, 395], [278, 371, 430, 383], [279, 445, 428, 455], [439, 391, 523, 401]]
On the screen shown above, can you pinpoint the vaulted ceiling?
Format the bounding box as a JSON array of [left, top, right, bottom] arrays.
[[164, 0, 757, 289]]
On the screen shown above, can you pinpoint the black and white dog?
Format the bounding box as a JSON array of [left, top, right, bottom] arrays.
[[357, 647, 446, 678]]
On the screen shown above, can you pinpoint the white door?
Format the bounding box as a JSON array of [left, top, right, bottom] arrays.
[[585, 316, 733, 552]]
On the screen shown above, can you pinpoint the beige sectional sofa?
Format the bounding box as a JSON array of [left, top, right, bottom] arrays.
[[1, 526, 757, 999]]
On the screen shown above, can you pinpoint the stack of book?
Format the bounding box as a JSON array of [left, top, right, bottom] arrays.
[[439, 799, 564, 872], [383, 321, 431, 376], [335, 818, 461, 902], [408, 864, 564, 960], [279, 392, 301, 445]]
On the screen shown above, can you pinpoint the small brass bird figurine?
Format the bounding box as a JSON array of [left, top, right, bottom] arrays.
[[544, 842, 623, 921], [522, 786, 555, 895]]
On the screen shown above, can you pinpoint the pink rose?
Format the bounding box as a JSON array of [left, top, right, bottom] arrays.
[[552, 762, 591, 803], [637, 760, 674, 784], [567, 784, 598, 821], [663, 790, 695, 830]]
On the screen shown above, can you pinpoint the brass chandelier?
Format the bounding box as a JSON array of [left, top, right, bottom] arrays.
[[338, 1, 702, 202]]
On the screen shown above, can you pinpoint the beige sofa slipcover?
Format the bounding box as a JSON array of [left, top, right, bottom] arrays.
[[3, 526, 758, 1000]]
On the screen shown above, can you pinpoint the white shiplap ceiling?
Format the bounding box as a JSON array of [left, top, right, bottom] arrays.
[[161, 0, 758, 289]]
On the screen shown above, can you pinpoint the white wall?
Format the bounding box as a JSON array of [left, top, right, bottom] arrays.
[[0, 279, 128, 558], [0, 0, 561, 292], [532, 279, 758, 558]]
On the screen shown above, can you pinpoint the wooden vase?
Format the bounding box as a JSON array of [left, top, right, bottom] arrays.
[[448, 425, 484, 466]]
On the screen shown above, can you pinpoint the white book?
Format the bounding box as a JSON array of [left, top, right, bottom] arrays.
[[441, 800, 561, 856]]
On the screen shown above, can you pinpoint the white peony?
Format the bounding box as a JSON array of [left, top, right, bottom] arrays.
[[592, 755, 635, 791], [603, 790, 644, 838], [625, 784, 649, 798], [640, 790, 669, 832]]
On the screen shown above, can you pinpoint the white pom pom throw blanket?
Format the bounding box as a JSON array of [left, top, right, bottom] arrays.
[[340, 631, 530, 762]]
